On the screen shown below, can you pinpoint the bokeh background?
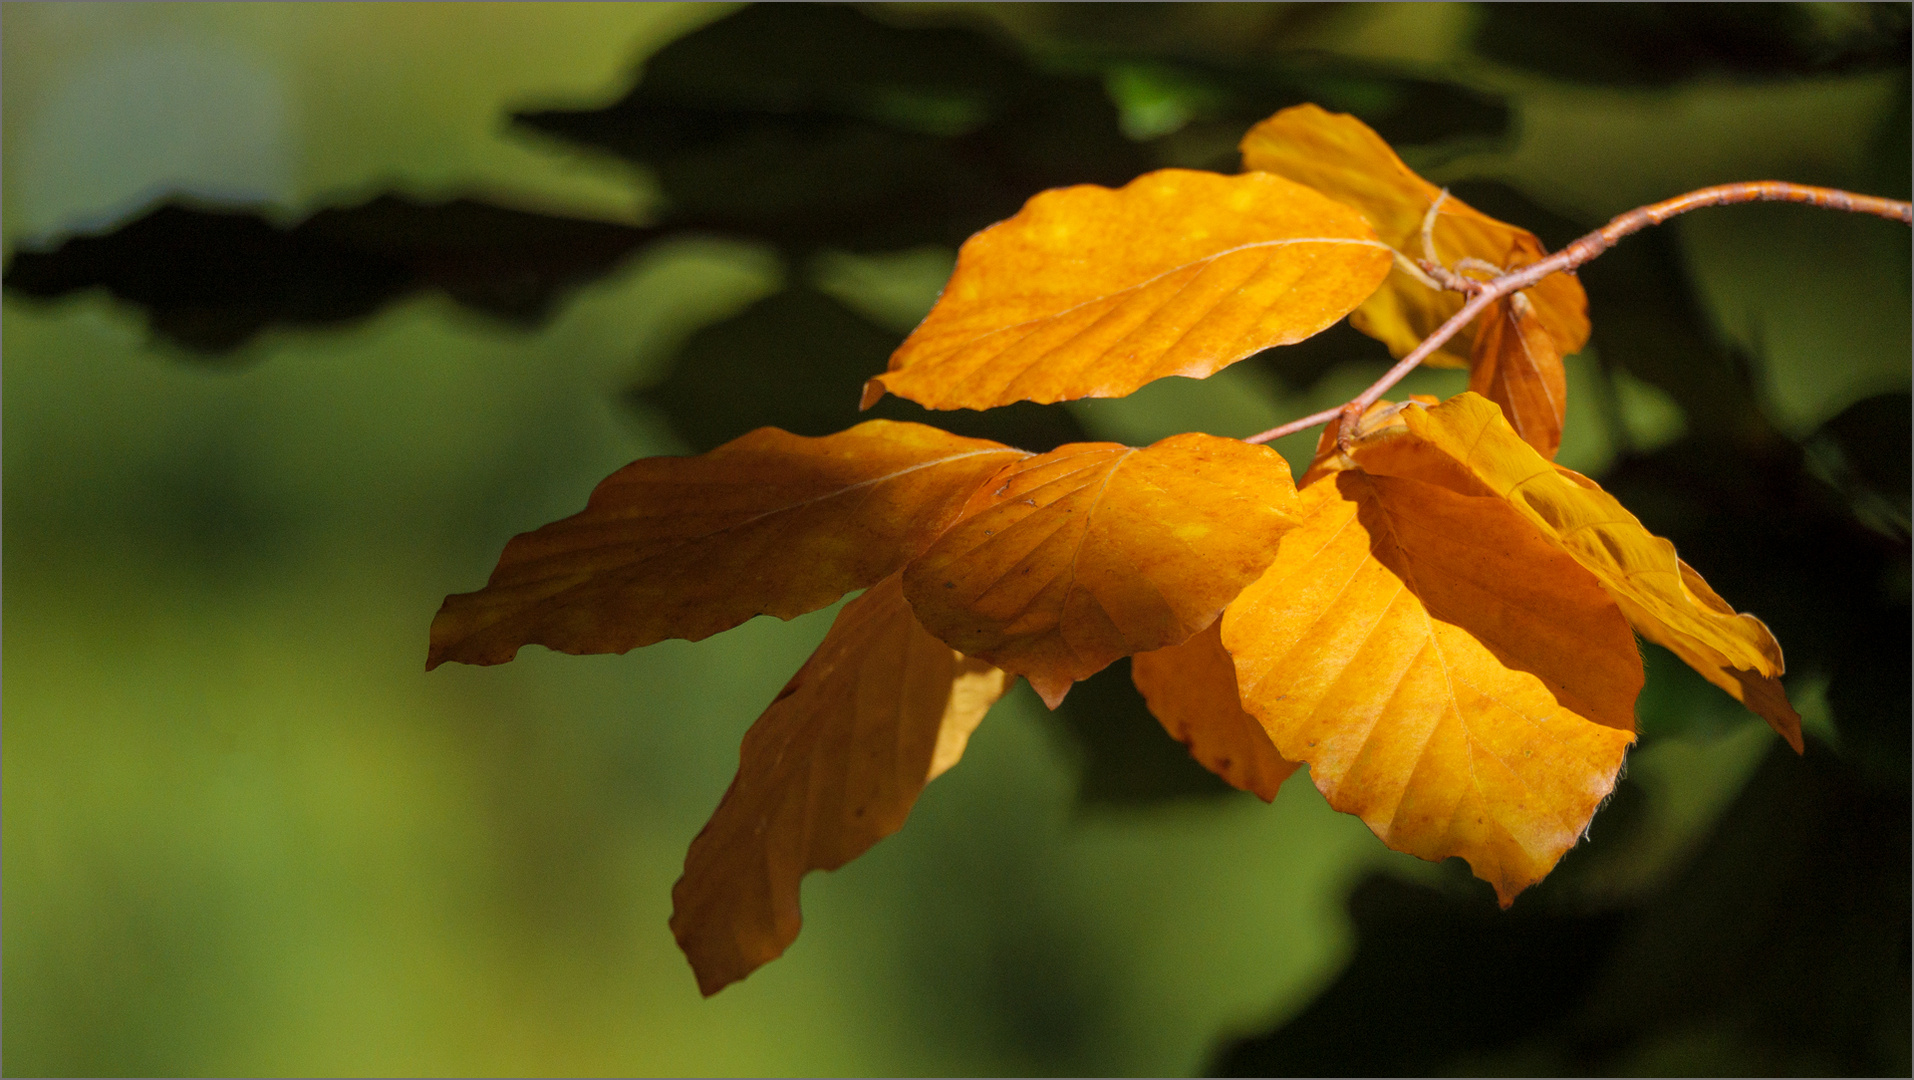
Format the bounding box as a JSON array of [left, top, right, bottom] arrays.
[[3, 3, 1907, 1075]]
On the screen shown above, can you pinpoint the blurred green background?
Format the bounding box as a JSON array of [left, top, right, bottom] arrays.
[[3, 4, 1907, 1075]]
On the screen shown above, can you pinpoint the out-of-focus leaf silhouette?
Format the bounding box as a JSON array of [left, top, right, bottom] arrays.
[[1051, 660, 1241, 807], [1806, 392, 1911, 539], [1118, 54, 1510, 166], [515, 3, 1152, 253], [635, 285, 1092, 455], [2, 197, 661, 354], [1241, 319, 1398, 395], [1213, 740, 1911, 1076], [4, 3, 1511, 361], [1214, 873, 1631, 1076], [980, 4, 1511, 168], [1474, 2, 1914, 86]]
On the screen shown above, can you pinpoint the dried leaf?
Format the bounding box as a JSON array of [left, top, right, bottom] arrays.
[[1132, 618, 1299, 801], [1239, 103, 1588, 371], [670, 574, 1009, 995], [428, 421, 1026, 668], [1352, 393, 1802, 751], [903, 433, 1299, 706], [1223, 473, 1639, 904], [862, 168, 1393, 411], [1469, 292, 1567, 458]]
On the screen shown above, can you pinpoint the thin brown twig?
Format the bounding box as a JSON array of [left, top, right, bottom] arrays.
[[1243, 181, 1913, 447]]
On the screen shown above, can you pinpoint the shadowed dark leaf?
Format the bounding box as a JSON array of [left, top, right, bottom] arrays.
[[1474, 2, 1911, 86], [516, 3, 1150, 253], [635, 285, 1092, 455], [3, 196, 660, 354]]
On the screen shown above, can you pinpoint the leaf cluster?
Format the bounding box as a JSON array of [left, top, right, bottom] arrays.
[[427, 100, 1835, 995]]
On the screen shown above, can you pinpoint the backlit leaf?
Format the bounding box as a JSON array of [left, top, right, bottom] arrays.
[[1469, 292, 1567, 458], [1295, 395, 1439, 489], [1351, 393, 1802, 751], [1223, 473, 1639, 904], [428, 421, 1026, 668], [670, 573, 1009, 995], [903, 432, 1299, 707], [1132, 618, 1299, 801], [861, 168, 1394, 411], [1239, 103, 1588, 372]]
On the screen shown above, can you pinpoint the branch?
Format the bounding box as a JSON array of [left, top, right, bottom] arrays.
[[1243, 182, 1913, 447]]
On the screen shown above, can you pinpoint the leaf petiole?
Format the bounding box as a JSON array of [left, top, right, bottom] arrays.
[[1243, 182, 1914, 448]]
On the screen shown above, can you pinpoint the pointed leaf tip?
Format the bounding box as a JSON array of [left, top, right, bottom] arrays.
[[1241, 103, 1588, 374], [427, 420, 1026, 669], [1353, 393, 1800, 749], [870, 168, 1393, 411], [670, 574, 1009, 995], [1224, 473, 1638, 903], [1470, 293, 1567, 459]]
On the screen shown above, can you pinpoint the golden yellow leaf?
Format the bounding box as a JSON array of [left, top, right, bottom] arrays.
[[903, 433, 1299, 707], [1239, 103, 1588, 371], [1470, 293, 1567, 459], [1222, 473, 1639, 904], [1132, 618, 1299, 801], [670, 573, 1009, 996], [428, 421, 1026, 668], [1351, 392, 1802, 751], [861, 168, 1393, 411]]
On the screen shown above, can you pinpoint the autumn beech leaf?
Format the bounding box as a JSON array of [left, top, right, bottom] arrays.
[[1239, 103, 1588, 383], [421, 93, 1909, 991], [1132, 618, 1299, 802], [1468, 292, 1567, 458], [1222, 473, 1641, 904], [860, 168, 1393, 411], [670, 574, 1009, 996], [1349, 393, 1803, 751], [427, 421, 1026, 668], [902, 432, 1300, 707]]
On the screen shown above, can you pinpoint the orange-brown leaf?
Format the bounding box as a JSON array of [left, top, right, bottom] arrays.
[[1351, 393, 1802, 751], [1240, 104, 1588, 371], [903, 433, 1299, 707], [428, 421, 1026, 669], [862, 168, 1393, 411], [1222, 473, 1640, 904], [1469, 293, 1567, 459], [1132, 618, 1299, 801], [670, 574, 1009, 996], [1295, 396, 1439, 489]]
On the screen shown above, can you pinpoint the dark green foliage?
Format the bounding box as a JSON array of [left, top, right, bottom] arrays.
[[517, 3, 1151, 252], [1216, 741, 1911, 1076], [1049, 661, 1239, 808], [635, 285, 1091, 456], [3, 4, 1906, 1072], [1474, 2, 1912, 85], [2, 197, 658, 353]]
